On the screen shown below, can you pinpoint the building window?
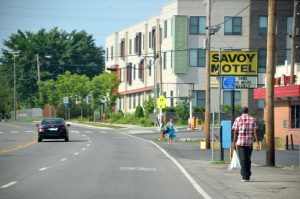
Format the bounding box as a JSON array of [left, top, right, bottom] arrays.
[[259, 16, 268, 35], [257, 100, 265, 109], [224, 17, 242, 35], [135, 32, 142, 56], [291, 105, 300, 128], [170, 90, 174, 107], [286, 49, 291, 63], [138, 60, 144, 81], [192, 90, 205, 107], [149, 32, 152, 48], [138, 93, 141, 105], [110, 46, 114, 60], [258, 48, 267, 73], [120, 39, 125, 60], [190, 16, 206, 35], [126, 63, 132, 85], [133, 94, 136, 109], [163, 52, 167, 69], [128, 95, 132, 109], [164, 20, 168, 38], [106, 48, 108, 61], [287, 16, 293, 36], [189, 49, 206, 67], [133, 65, 136, 80], [129, 39, 132, 54], [223, 91, 241, 106], [152, 27, 156, 50], [143, 34, 145, 50]]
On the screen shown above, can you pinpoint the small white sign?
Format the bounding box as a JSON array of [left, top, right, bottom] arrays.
[[63, 97, 69, 104], [235, 76, 257, 89]]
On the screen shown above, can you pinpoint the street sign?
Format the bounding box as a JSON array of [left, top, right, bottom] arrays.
[[222, 76, 236, 90], [63, 97, 69, 104], [157, 95, 166, 109], [235, 76, 257, 89]]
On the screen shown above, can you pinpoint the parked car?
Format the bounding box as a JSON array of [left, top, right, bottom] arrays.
[[36, 118, 70, 142]]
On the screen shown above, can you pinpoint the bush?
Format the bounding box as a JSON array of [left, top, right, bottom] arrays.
[[135, 105, 144, 118], [138, 117, 153, 127]]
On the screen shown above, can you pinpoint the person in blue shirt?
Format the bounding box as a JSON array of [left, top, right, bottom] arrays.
[[166, 118, 177, 144]]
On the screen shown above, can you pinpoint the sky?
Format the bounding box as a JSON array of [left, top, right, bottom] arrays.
[[0, 0, 173, 50]]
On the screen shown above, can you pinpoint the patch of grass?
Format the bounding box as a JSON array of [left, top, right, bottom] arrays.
[[211, 160, 227, 164]]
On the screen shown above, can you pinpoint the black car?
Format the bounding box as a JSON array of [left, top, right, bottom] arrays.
[[36, 118, 70, 142]]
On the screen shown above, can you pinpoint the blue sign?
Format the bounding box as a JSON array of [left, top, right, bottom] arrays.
[[222, 76, 236, 90], [64, 103, 69, 108], [221, 120, 232, 149]]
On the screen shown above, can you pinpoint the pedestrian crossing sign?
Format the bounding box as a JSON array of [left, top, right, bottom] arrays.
[[157, 95, 166, 109]]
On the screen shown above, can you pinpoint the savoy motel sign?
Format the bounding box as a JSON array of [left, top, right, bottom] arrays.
[[210, 51, 258, 89]]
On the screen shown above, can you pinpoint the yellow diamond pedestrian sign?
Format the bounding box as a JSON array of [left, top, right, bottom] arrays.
[[157, 95, 166, 109]]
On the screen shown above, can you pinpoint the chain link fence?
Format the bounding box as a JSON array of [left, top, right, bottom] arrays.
[[10, 108, 42, 120]]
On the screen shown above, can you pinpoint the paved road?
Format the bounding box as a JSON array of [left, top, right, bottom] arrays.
[[0, 122, 205, 199]]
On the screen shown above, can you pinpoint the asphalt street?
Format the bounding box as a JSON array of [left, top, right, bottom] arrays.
[[0, 122, 205, 199]]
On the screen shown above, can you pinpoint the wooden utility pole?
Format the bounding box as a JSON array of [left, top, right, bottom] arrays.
[[265, 0, 276, 166], [290, 0, 299, 85], [204, 0, 211, 149]]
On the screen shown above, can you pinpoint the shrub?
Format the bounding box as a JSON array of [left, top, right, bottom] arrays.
[[135, 105, 144, 118]]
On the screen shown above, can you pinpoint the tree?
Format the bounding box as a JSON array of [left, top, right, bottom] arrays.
[[135, 105, 144, 118], [175, 97, 190, 123], [0, 28, 104, 109], [70, 74, 90, 120], [143, 96, 154, 117], [90, 72, 120, 120], [0, 79, 13, 119]]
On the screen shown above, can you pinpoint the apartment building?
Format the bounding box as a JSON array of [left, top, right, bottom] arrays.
[[105, 0, 298, 114]]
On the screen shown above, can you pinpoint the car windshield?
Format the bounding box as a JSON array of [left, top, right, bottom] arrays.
[[41, 119, 64, 125]]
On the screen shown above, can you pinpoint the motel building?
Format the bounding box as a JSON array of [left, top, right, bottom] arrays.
[[105, 0, 298, 123], [254, 62, 300, 147]]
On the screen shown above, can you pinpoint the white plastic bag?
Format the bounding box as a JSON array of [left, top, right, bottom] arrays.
[[228, 150, 241, 171]]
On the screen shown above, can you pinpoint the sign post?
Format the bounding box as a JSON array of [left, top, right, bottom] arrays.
[[157, 95, 166, 127], [63, 97, 69, 120]]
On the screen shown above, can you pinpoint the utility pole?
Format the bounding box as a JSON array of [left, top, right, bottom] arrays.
[[36, 54, 41, 81], [266, 0, 276, 166], [13, 55, 17, 121], [9, 51, 19, 121], [204, 0, 211, 149], [157, 19, 163, 125], [290, 0, 299, 85]]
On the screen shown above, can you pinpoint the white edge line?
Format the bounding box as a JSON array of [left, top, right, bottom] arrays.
[[87, 144, 90, 147], [61, 158, 67, 162], [74, 152, 79, 155], [39, 167, 49, 171], [82, 148, 86, 151], [121, 133, 212, 199], [1, 181, 17, 189]]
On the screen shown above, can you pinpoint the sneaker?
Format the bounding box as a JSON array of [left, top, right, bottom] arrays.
[[240, 179, 247, 182]]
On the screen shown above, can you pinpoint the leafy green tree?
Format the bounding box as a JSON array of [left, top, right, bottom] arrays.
[[175, 97, 190, 123], [0, 28, 104, 109], [0, 79, 12, 119], [143, 96, 154, 117], [70, 74, 90, 120], [90, 72, 120, 120]]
